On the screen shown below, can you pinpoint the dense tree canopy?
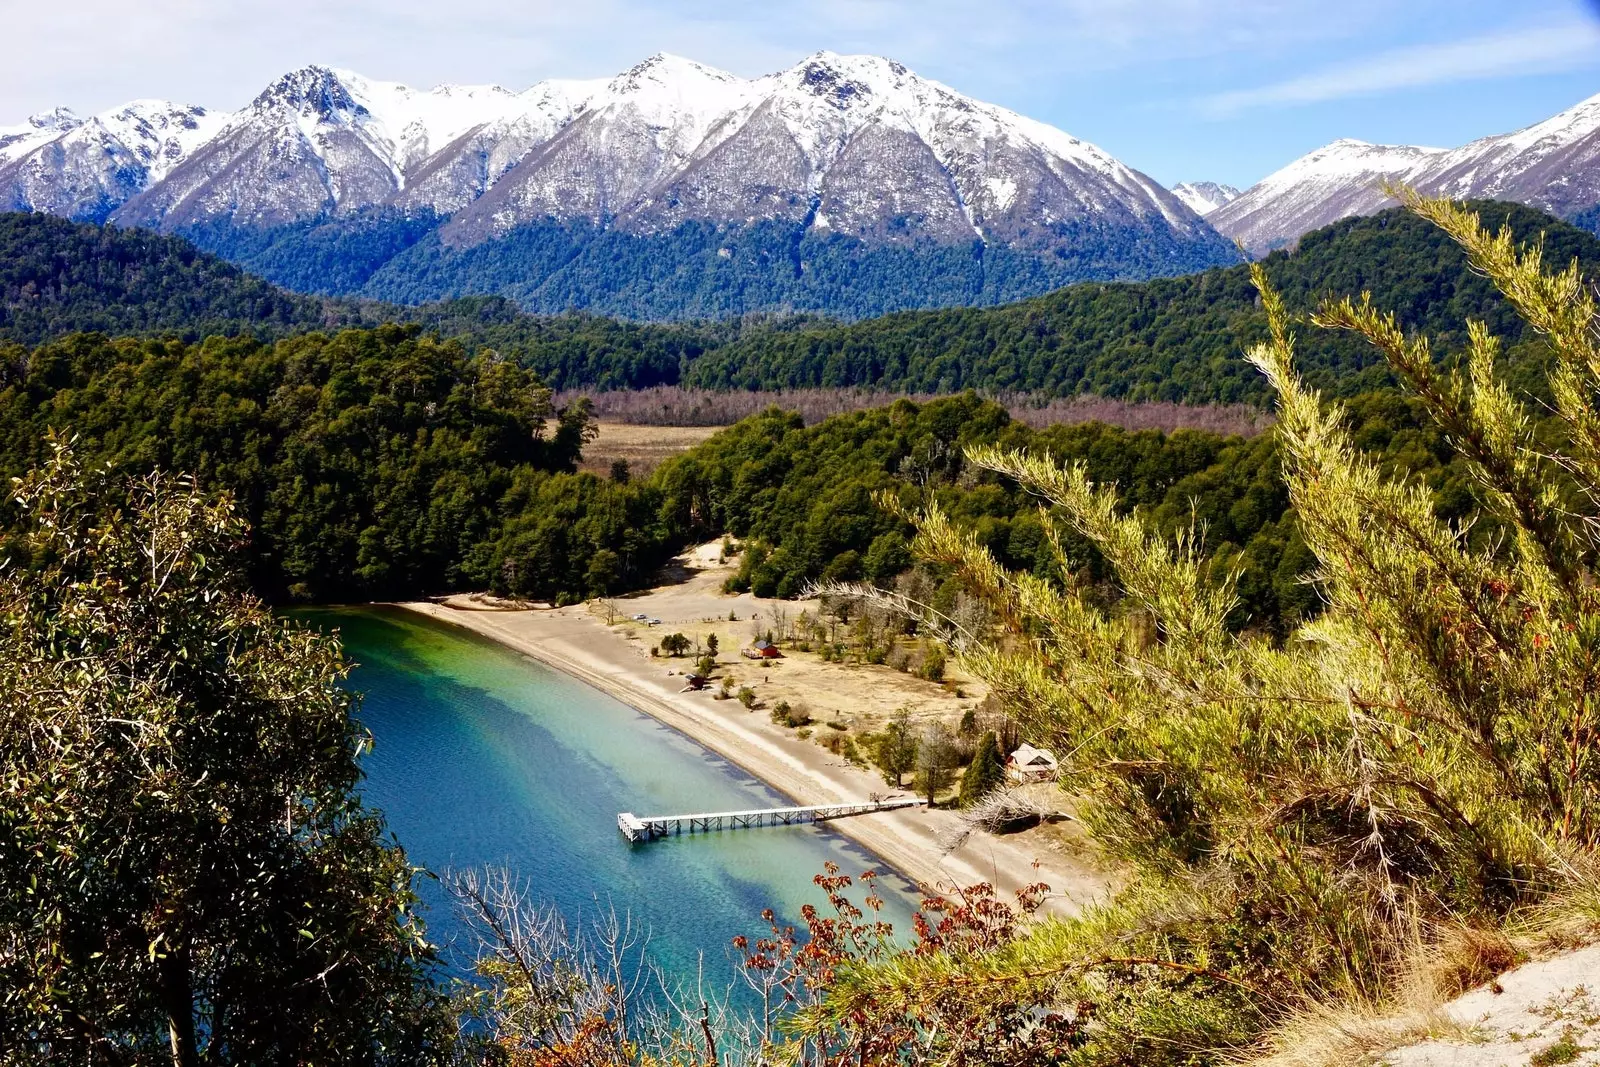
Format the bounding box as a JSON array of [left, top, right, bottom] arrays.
[[0, 212, 355, 345], [682, 202, 1600, 403], [1, 308, 1492, 634], [7, 203, 1593, 415], [0, 325, 672, 603], [0, 446, 451, 1063], [654, 388, 1487, 635], [196, 212, 1239, 320]]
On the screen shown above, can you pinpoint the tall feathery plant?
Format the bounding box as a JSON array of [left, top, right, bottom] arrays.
[[795, 191, 1600, 1066]]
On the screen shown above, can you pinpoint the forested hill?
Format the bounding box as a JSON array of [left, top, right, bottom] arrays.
[[6, 203, 1598, 408], [0, 213, 783, 379], [679, 202, 1600, 404], [0, 213, 364, 344]]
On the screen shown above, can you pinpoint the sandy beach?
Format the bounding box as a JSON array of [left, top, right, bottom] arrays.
[[397, 550, 1109, 917]]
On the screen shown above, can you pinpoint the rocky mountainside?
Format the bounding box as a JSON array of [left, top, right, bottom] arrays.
[[1212, 91, 1600, 253], [0, 101, 229, 221], [0, 52, 1236, 318], [1170, 181, 1241, 216]]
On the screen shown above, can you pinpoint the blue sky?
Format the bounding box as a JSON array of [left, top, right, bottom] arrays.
[[5, 0, 1600, 189]]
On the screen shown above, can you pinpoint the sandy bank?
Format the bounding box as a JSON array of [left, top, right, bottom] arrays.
[[395, 592, 1108, 917]]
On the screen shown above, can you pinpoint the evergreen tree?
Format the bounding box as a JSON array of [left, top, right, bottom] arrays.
[[958, 731, 1006, 806]]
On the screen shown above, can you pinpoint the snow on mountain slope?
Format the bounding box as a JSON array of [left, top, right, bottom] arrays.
[[441, 54, 757, 239], [1422, 91, 1600, 217], [111, 66, 538, 228], [0, 101, 228, 221], [441, 50, 1210, 250], [6, 52, 1232, 292], [1171, 181, 1241, 216], [390, 78, 603, 214], [1213, 92, 1600, 253], [1210, 140, 1444, 252], [0, 109, 81, 167]]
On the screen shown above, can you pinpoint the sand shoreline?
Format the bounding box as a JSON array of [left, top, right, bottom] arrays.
[[395, 596, 1107, 916]]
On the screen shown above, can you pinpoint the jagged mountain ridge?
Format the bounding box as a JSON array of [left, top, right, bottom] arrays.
[[0, 101, 230, 221], [1211, 91, 1600, 252], [87, 52, 1214, 254], [1170, 181, 1241, 216], [0, 52, 1237, 320], [422, 52, 1208, 253]]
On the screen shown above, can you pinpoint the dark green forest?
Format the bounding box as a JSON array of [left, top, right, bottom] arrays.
[[0, 213, 355, 343], [1, 202, 1557, 623], [0, 319, 1484, 636], [181, 209, 1240, 320], [679, 202, 1600, 403], [4, 203, 1592, 408], [0, 327, 677, 603], [652, 389, 1488, 636]]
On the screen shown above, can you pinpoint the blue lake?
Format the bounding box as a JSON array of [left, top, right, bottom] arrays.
[[304, 606, 922, 984]]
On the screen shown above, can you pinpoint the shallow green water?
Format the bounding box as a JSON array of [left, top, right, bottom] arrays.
[[306, 606, 921, 982]]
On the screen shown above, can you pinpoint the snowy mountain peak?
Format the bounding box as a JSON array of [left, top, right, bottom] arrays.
[[96, 100, 232, 180], [9, 51, 1234, 281], [252, 66, 368, 120], [785, 53, 895, 111], [27, 107, 83, 132], [1210, 88, 1600, 253], [1171, 182, 1241, 216], [607, 53, 741, 95]]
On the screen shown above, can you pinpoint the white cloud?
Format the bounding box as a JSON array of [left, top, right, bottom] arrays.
[[1201, 20, 1600, 117]]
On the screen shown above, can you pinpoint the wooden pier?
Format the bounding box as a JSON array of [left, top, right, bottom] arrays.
[[617, 797, 921, 843]]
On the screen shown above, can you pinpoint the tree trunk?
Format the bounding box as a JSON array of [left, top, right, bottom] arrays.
[[161, 939, 199, 1067]]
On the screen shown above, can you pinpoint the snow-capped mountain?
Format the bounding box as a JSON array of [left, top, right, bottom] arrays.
[[1209, 141, 1446, 253], [0, 101, 229, 221], [1211, 91, 1600, 253], [88, 51, 1212, 256], [439, 52, 1206, 251], [1170, 181, 1241, 216], [0, 52, 1239, 317], [112, 67, 541, 229]]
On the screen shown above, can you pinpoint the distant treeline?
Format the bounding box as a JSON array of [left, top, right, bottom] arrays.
[[562, 385, 1272, 436], [671, 202, 1598, 404], [652, 390, 1492, 636], [4, 203, 1594, 411], [183, 209, 1238, 321]]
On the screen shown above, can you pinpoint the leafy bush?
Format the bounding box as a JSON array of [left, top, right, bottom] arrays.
[[0, 444, 449, 1059], [770, 701, 812, 728], [803, 195, 1600, 1064]]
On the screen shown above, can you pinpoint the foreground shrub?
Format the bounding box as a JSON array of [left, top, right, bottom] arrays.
[[802, 193, 1600, 1064], [0, 441, 450, 1063]]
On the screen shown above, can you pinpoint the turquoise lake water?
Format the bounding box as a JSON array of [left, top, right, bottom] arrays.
[[305, 606, 922, 983]]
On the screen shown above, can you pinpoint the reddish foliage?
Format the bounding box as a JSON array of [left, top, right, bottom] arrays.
[[733, 864, 1081, 1066]]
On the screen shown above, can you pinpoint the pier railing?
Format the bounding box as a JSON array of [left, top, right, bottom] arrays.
[[617, 797, 921, 842]]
